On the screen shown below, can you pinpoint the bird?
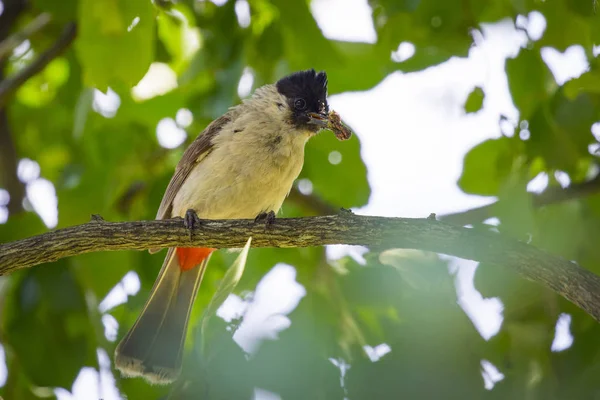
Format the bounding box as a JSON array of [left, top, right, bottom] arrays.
[[114, 69, 331, 384]]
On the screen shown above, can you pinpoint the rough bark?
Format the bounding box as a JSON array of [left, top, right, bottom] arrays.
[[1, 212, 600, 322]]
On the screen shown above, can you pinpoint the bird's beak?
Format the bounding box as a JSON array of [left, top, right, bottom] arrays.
[[307, 112, 329, 127]]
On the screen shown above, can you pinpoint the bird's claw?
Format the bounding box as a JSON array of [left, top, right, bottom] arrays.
[[254, 210, 276, 228], [184, 209, 202, 241], [339, 207, 353, 215]]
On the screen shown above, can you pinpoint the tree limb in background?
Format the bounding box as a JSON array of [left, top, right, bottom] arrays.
[[1, 213, 600, 322], [0, 0, 27, 40], [0, 22, 77, 108], [0, 0, 27, 214], [440, 174, 600, 225], [0, 13, 52, 61], [0, 110, 24, 214]]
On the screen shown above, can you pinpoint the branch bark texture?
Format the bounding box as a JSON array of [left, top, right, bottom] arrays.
[[1, 213, 600, 322]]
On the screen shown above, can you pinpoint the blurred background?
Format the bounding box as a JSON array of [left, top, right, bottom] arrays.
[[1, 0, 600, 398]]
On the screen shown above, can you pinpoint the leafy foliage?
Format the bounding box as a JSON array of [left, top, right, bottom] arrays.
[[1, 0, 600, 399]]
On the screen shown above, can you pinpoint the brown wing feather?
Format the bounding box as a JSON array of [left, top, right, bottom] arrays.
[[155, 114, 232, 220]]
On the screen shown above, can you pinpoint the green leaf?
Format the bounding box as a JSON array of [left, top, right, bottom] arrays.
[[370, 0, 422, 13], [72, 251, 134, 302], [3, 262, 96, 389], [564, 68, 600, 99], [506, 49, 554, 120], [200, 237, 252, 353], [379, 249, 448, 291], [327, 41, 394, 94], [15, 57, 70, 108], [156, 4, 198, 73], [525, 90, 599, 173], [301, 129, 370, 207], [75, 0, 155, 88], [270, 0, 343, 70], [72, 88, 94, 138], [248, 292, 346, 399], [475, 262, 547, 320], [458, 137, 521, 196], [375, 0, 472, 72], [467, 0, 518, 23], [464, 86, 485, 113], [32, 0, 77, 20], [537, 0, 597, 51], [533, 201, 587, 259], [493, 167, 535, 239]]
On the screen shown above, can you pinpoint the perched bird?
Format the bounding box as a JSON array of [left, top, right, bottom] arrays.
[[114, 69, 331, 384]]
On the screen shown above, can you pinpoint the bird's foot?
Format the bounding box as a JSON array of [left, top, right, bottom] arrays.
[[254, 210, 276, 228], [184, 209, 202, 241]]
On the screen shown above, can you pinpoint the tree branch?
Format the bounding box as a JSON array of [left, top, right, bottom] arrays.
[[0, 108, 24, 214], [1, 213, 600, 322], [440, 174, 600, 225], [0, 13, 52, 61], [0, 0, 27, 214], [0, 22, 77, 108]]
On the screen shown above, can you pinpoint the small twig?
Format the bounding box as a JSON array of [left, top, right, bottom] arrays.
[[0, 13, 52, 61], [0, 22, 77, 108], [440, 174, 600, 225], [1, 214, 600, 322]]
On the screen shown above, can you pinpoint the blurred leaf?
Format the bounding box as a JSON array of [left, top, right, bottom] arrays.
[[175, 316, 253, 400], [156, 6, 197, 72], [475, 262, 551, 321], [379, 248, 449, 291], [301, 130, 370, 207], [15, 57, 70, 107], [374, 0, 473, 72], [564, 68, 600, 99], [237, 246, 324, 290], [72, 87, 94, 138], [72, 251, 134, 301], [248, 292, 346, 400], [3, 262, 96, 389], [533, 201, 586, 259], [270, 0, 343, 70], [346, 259, 485, 400], [327, 41, 394, 93], [201, 237, 252, 354], [525, 90, 599, 172], [538, 0, 598, 51], [32, 0, 77, 21], [464, 86, 485, 113], [506, 49, 554, 120], [75, 0, 155, 88], [459, 137, 521, 196], [494, 167, 535, 239]]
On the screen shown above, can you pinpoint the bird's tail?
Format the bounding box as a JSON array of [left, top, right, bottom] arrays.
[[114, 247, 213, 384]]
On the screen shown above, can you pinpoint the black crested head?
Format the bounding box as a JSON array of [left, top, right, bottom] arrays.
[[276, 69, 329, 131]]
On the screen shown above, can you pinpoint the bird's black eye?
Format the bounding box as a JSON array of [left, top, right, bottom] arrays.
[[294, 98, 306, 110]]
